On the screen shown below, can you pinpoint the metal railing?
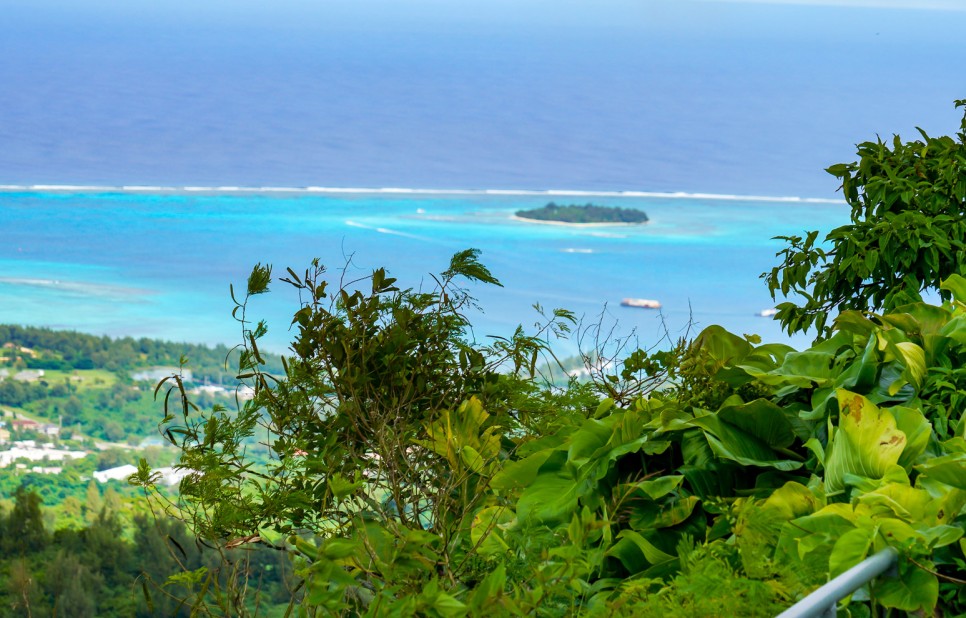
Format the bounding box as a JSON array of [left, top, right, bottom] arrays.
[[777, 548, 899, 618]]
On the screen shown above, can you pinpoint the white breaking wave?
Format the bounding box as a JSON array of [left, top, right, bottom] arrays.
[[561, 248, 594, 254], [344, 220, 429, 240], [0, 184, 846, 204], [0, 277, 147, 298]]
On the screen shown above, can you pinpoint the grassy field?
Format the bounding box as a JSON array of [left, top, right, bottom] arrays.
[[38, 369, 118, 390], [0, 367, 119, 391]]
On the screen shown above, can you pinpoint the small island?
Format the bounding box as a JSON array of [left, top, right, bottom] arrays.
[[514, 202, 649, 225]]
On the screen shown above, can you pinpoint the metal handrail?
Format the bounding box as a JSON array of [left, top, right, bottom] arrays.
[[776, 547, 899, 618]]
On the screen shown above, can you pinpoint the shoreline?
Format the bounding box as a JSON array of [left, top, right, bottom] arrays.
[[0, 184, 846, 204], [510, 214, 648, 228]]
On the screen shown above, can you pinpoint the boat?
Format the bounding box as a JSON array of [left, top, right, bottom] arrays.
[[757, 308, 778, 317], [621, 298, 662, 309]]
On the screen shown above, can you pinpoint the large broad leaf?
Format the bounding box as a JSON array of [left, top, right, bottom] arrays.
[[690, 325, 753, 365], [689, 415, 802, 471], [939, 313, 966, 345], [774, 508, 857, 589], [876, 331, 927, 392], [874, 561, 938, 614], [890, 406, 931, 469], [739, 342, 795, 371], [718, 398, 796, 449], [628, 495, 701, 531], [567, 417, 617, 466], [919, 524, 964, 549], [736, 483, 820, 577], [829, 526, 875, 578], [882, 302, 952, 339], [766, 349, 838, 386], [834, 310, 877, 338], [857, 481, 937, 522], [915, 453, 966, 490], [835, 333, 879, 392], [825, 390, 906, 495], [605, 530, 676, 574], [940, 273, 966, 304], [759, 331, 854, 388], [490, 450, 554, 492], [470, 506, 514, 557], [763, 482, 822, 519], [513, 451, 581, 524], [626, 475, 684, 500]]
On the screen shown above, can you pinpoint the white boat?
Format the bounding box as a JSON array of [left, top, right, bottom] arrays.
[[757, 308, 778, 317], [621, 298, 662, 309]]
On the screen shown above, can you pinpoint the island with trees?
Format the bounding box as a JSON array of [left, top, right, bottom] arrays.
[[514, 202, 649, 225]]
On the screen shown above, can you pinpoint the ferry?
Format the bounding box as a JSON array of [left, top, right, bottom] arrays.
[[621, 298, 662, 309], [757, 308, 778, 317]]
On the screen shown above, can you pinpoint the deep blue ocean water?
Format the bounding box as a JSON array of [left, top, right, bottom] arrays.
[[1, 1, 965, 352]]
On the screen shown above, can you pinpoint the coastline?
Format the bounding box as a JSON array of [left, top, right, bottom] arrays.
[[510, 214, 648, 228]]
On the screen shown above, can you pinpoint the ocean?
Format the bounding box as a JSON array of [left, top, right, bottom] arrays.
[[0, 188, 848, 354], [1, 1, 965, 353]]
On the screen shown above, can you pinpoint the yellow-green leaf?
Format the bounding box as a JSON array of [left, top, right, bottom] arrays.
[[825, 390, 906, 495]]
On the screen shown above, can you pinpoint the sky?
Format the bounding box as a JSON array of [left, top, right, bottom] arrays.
[[704, 0, 966, 8]]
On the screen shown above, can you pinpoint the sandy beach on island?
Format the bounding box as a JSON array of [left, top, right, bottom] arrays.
[[510, 214, 648, 228]]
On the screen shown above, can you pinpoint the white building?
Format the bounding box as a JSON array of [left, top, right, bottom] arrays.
[[131, 367, 193, 383], [153, 466, 197, 486], [0, 445, 87, 467], [31, 466, 62, 474], [93, 464, 139, 483], [13, 369, 45, 382]]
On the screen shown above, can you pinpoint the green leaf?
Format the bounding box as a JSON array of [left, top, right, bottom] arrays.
[[689, 415, 801, 471], [919, 524, 963, 549], [874, 561, 938, 613], [690, 325, 753, 365], [468, 563, 506, 610], [470, 506, 513, 557], [328, 472, 364, 502], [514, 451, 580, 524], [915, 453, 966, 489], [629, 495, 701, 530], [893, 341, 926, 390], [940, 273, 966, 304], [890, 406, 931, 469], [418, 579, 468, 618], [246, 263, 272, 296], [939, 313, 966, 345], [606, 530, 676, 573], [459, 445, 485, 474], [718, 398, 796, 449], [634, 475, 684, 500], [490, 450, 554, 492], [773, 347, 839, 384], [825, 390, 906, 494], [829, 526, 875, 578], [443, 248, 502, 287]]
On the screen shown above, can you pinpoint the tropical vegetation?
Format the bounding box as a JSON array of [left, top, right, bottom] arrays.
[[7, 103, 966, 616], [515, 202, 649, 224]]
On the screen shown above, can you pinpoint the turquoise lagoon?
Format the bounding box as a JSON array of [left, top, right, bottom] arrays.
[[0, 188, 849, 354]]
